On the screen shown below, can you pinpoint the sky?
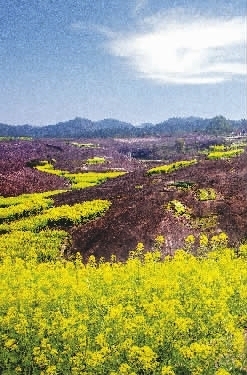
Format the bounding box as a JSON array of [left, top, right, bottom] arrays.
[[0, 0, 246, 126]]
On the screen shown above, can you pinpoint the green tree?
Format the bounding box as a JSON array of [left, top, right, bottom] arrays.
[[205, 116, 232, 135]]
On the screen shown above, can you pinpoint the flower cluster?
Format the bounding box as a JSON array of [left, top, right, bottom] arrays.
[[147, 159, 197, 175], [36, 161, 125, 189]]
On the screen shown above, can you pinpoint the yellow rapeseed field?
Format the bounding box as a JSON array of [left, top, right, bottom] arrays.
[[0, 242, 247, 374]]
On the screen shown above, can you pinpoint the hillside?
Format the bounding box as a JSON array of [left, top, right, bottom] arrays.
[[0, 135, 247, 261]]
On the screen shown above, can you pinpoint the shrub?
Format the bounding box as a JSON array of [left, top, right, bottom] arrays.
[[197, 188, 217, 201], [166, 200, 191, 219], [192, 216, 218, 230], [86, 157, 106, 164], [171, 181, 195, 189]]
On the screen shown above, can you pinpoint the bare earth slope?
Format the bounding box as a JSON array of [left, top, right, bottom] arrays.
[[53, 152, 247, 260]]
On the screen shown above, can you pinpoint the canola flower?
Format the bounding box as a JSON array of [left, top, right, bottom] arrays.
[[0, 187, 111, 237], [35, 161, 125, 189], [0, 191, 64, 223], [205, 144, 245, 160], [147, 159, 197, 175], [1, 199, 111, 233], [0, 242, 247, 374], [0, 230, 67, 262], [86, 156, 106, 164]]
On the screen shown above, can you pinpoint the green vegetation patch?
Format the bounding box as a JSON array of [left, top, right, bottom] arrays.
[[166, 200, 191, 219], [86, 156, 106, 164], [169, 181, 195, 190], [36, 162, 125, 189], [18, 136, 32, 141], [192, 215, 218, 230], [196, 188, 217, 201], [0, 136, 32, 141], [148, 159, 197, 175], [135, 185, 144, 189], [0, 137, 15, 141]]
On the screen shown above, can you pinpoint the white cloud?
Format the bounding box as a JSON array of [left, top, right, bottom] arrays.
[[108, 12, 247, 85]]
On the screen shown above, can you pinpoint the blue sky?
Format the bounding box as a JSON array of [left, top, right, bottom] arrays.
[[0, 0, 246, 125]]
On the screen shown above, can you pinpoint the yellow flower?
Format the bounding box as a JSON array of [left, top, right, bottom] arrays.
[[119, 363, 131, 374], [4, 338, 18, 350], [128, 345, 157, 371], [185, 234, 195, 245], [215, 369, 231, 375], [199, 233, 208, 247], [161, 365, 175, 375], [42, 366, 57, 375], [95, 333, 107, 347]]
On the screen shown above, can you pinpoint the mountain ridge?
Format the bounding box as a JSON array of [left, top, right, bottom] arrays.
[[0, 116, 246, 138]]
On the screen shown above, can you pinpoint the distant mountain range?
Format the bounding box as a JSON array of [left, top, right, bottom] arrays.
[[0, 116, 246, 138]]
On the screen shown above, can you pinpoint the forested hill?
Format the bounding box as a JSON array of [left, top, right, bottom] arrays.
[[0, 116, 246, 138]]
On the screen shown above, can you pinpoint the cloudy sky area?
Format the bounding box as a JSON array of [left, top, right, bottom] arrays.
[[0, 0, 246, 125]]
